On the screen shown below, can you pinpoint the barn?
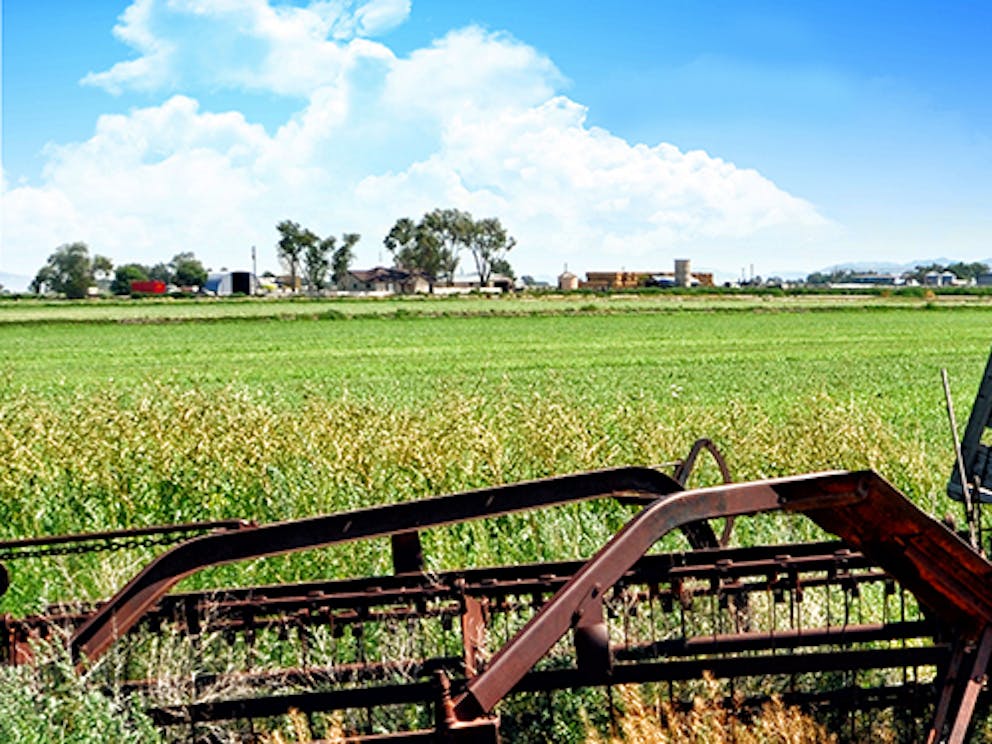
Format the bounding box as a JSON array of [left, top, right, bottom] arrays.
[[203, 272, 258, 296]]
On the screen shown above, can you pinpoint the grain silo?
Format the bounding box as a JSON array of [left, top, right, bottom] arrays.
[[674, 259, 691, 288], [558, 269, 579, 291]]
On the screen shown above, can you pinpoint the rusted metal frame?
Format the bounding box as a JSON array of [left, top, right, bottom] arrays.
[[121, 619, 934, 697], [71, 467, 683, 664], [149, 537, 862, 610], [452, 471, 860, 719], [614, 620, 935, 661], [192, 545, 871, 622], [148, 679, 437, 725], [158, 566, 886, 634], [453, 469, 992, 721], [7, 540, 872, 647], [124, 656, 464, 695], [145, 645, 947, 727], [460, 595, 486, 678], [926, 639, 969, 744], [727, 681, 936, 715], [783, 472, 992, 637], [691, 568, 889, 606], [948, 624, 992, 744], [511, 646, 949, 693]]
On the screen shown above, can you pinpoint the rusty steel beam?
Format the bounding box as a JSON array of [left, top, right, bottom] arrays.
[[144, 645, 947, 727], [123, 617, 934, 699], [513, 646, 949, 692], [148, 679, 437, 725], [781, 472, 992, 637], [947, 625, 992, 744], [71, 467, 684, 664], [614, 620, 935, 660], [453, 470, 992, 720], [6, 539, 878, 656]]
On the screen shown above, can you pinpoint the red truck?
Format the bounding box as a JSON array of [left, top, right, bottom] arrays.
[[129, 280, 167, 295]]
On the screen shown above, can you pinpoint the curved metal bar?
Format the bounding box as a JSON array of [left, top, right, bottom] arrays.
[[674, 438, 735, 547], [452, 469, 992, 720], [673, 438, 732, 486], [71, 467, 682, 665]]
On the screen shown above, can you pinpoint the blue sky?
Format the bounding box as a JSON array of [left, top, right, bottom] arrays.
[[2, 0, 990, 285]]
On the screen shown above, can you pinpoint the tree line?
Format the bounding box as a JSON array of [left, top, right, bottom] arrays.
[[806, 261, 990, 285], [29, 207, 516, 298], [30, 243, 209, 298], [383, 208, 515, 286], [274, 222, 360, 293], [277, 208, 516, 290]]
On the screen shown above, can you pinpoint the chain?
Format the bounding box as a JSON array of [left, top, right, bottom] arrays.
[[0, 529, 217, 561]]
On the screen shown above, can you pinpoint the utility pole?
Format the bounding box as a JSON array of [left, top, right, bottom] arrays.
[[251, 245, 257, 294]]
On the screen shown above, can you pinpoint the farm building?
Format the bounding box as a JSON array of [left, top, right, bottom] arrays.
[[830, 273, 904, 288], [923, 270, 957, 287], [449, 273, 515, 293], [557, 270, 578, 291], [580, 267, 714, 290], [342, 267, 433, 294], [203, 272, 258, 296]]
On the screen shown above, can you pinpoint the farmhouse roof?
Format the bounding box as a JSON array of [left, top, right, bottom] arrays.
[[348, 266, 433, 283]]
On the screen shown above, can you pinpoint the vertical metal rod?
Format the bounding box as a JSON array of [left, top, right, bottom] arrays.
[[948, 625, 992, 744], [943, 368, 979, 548]]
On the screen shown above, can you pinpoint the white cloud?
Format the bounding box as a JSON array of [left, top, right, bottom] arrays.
[[4, 3, 832, 281], [383, 27, 564, 119], [82, 0, 402, 97], [349, 0, 411, 37]]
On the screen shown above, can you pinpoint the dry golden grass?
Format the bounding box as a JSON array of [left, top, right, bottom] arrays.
[[584, 677, 836, 744]]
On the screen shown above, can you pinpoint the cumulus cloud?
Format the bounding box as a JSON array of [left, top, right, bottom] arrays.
[[82, 0, 402, 96], [4, 2, 830, 280]]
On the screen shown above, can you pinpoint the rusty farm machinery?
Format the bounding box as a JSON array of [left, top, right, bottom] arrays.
[[6, 354, 992, 742]]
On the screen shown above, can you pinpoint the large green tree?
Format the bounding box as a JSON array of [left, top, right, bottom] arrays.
[[332, 233, 360, 287], [384, 218, 443, 277], [947, 262, 989, 281], [304, 235, 333, 293], [31, 242, 97, 299], [468, 217, 516, 286], [148, 262, 172, 283], [276, 220, 313, 293], [420, 208, 472, 283], [110, 263, 150, 295], [171, 252, 208, 287]]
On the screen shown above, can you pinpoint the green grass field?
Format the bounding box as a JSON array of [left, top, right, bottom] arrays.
[[2, 296, 991, 609], [3, 295, 992, 741]]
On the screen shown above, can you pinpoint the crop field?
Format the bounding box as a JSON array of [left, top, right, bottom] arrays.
[[2, 296, 992, 741], [2, 298, 992, 602]]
